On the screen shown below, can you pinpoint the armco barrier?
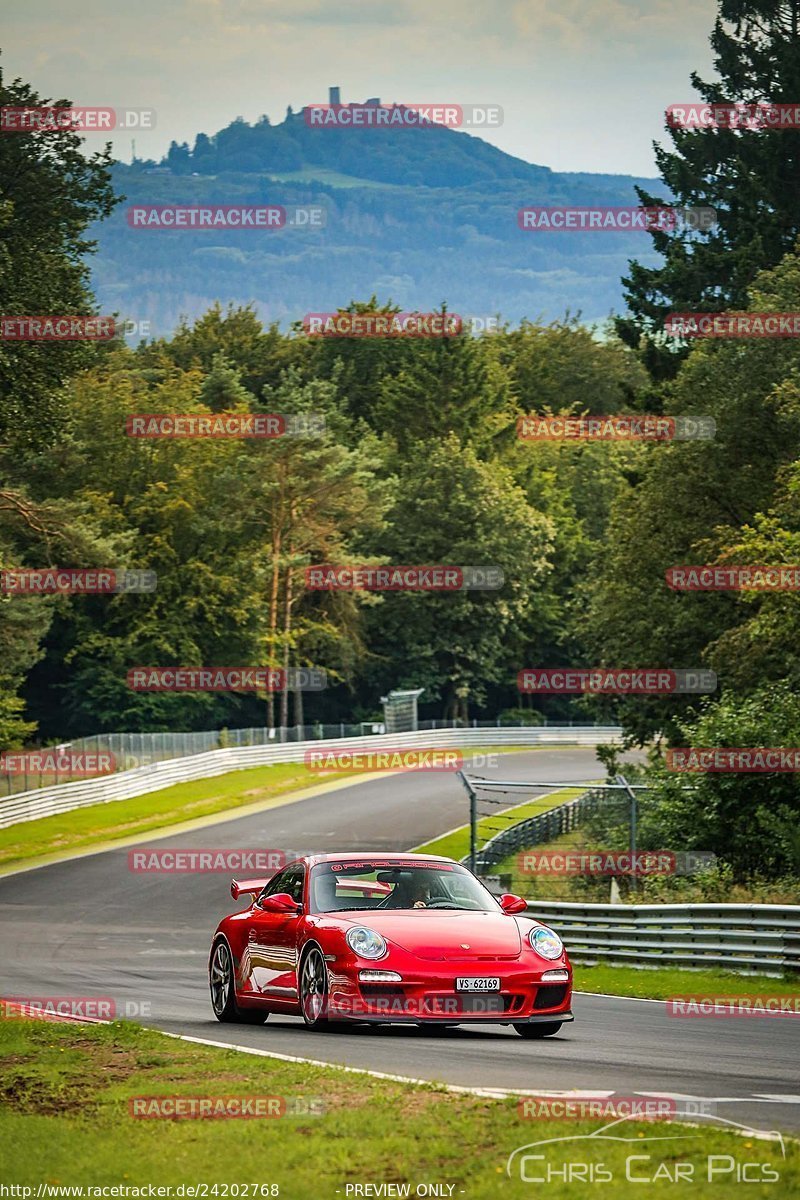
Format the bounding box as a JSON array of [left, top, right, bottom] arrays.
[[1, 719, 608, 794], [0, 726, 621, 829], [528, 901, 800, 976]]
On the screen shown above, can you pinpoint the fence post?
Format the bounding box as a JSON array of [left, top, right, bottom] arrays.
[[456, 771, 478, 874], [617, 774, 638, 892]]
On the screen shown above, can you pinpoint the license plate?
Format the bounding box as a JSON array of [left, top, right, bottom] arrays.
[[455, 977, 500, 992]]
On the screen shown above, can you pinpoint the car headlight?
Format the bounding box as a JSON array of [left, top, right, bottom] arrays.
[[529, 926, 564, 960], [346, 926, 387, 960]]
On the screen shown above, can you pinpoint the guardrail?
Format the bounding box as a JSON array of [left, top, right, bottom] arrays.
[[1, 717, 602, 796], [526, 901, 800, 976], [0, 725, 622, 829]]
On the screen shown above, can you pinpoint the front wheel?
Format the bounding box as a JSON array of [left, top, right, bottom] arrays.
[[300, 946, 331, 1029], [210, 940, 268, 1024], [514, 1021, 562, 1039]]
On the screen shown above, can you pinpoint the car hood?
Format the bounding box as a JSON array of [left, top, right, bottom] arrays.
[[338, 910, 523, 960]]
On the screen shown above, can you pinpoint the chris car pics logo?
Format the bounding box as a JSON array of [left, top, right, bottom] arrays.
[[506, 1113, 784, 1184]]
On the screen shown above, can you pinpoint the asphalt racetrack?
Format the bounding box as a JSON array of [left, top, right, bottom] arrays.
[[1, 748, 797, 1134]]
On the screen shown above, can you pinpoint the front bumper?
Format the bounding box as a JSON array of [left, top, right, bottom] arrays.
[[325, 959, 573, 1023]]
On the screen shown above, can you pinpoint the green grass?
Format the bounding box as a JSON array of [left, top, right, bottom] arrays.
[[413, 786, 589, 861], [574, 962, 800, 1000], [0, 762, 349, 871], [0, 1018, 795, 1196], [0, 744, 541, 873]]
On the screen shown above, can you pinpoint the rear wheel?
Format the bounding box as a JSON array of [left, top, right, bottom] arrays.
[[300, 946, 331, 1030], [514, 1021, 562, 1039], [210, 940, 268, 1024]]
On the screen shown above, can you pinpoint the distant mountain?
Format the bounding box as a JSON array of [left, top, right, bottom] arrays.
[[91, 106, 665, 337]]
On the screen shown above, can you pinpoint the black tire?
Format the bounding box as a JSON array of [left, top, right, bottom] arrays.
[[300, 945, 331, 1030], [209, 940, 268, 1024], [514, 1021, 562, 1039]]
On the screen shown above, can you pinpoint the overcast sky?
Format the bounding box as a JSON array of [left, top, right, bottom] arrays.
[[3, 0, 719, 176]]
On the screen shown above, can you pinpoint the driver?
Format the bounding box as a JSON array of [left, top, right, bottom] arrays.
[[407, 878, 432, 908]]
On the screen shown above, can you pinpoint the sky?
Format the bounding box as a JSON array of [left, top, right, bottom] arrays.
[[2, 0, 719, 176]]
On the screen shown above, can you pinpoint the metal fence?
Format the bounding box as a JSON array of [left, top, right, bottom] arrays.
[[0, 716, 594, 797], [0, 725, 622, 829], [470, 789, 605, 873], [526, 900, 800, 976]]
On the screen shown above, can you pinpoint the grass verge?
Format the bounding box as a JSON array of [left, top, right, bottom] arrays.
[[574, 962, 800, 1000], [0, 763, 348, 872], [0, 1018, 795, 1196]]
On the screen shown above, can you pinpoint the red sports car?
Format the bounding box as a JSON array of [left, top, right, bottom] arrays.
[[208, 852, 573, 1037]]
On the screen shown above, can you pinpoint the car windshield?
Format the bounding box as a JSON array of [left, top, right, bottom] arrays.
[[309, 862, 500, 914]]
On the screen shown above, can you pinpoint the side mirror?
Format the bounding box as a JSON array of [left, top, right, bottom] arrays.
[[500, 893, 528, 914], [258, 892, 301, 914]]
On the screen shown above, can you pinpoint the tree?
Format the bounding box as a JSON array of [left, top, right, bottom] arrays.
[[618, 1, 800, 377], [362, 434, 554, 721], [166, 140, 191, 174], [0, 58, 119, 744], [198, 352, 253, 411], [640, 685, 800, 882], [374, 315, 516, 456], [588, 245, 800, 742], [496, 318, 647, 415], [240, 368, 393, 728], [0, 58, 119, 450], [162, 303, 306, 398]]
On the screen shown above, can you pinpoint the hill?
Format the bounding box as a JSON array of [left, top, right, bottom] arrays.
[[90, 104, 665, 336]]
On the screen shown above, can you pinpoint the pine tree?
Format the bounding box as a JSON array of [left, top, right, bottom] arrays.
[[618, 0, 800, 378]]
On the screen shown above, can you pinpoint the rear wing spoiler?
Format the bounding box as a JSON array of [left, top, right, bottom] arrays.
[[231, 878, 269, 900]]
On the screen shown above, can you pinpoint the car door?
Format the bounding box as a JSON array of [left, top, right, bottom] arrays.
[[244, 863, 305, 1005]]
